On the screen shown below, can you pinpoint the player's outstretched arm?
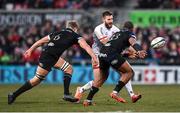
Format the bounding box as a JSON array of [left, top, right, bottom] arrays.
[[24, 36, 49, 58], [78, 38, 99, 67], [129, 37, 147, 59], [122, 46, 138, 59]]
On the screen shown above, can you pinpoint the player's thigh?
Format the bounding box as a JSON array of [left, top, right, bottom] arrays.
[[30, 66, 49, 85], [54, 57, 66, 68], [117, 61, 133, 73], [91, 55, 99, 68], [93, 58, 109, 87], [36, 66, 49, 76], [93, 68, 107, 81], [96, 57, 109, 79], [54, 57, 72, 74], [100, 68, 109, 81], [39, 51, 58, 72], [110, 54, 132, 73], [93, 68, 109, 87]]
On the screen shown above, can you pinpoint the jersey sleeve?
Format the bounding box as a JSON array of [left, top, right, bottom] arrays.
[[47, 32, 59, 40], [94, 26, 104, 39], [72, 32, 82, 41], [130, 32, 136, 39], [113, 25, 120, 32]]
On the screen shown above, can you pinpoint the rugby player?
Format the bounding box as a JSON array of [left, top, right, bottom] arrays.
[[8, 21, 99, 104], [83, 21, 147, 106], [75, 11, 141, 103]]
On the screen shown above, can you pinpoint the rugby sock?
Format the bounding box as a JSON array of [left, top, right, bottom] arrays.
[[13, 81, 33, 98], [87, 86, 99, 100], [63, 73, 72, 95], [80, 80, 93, 93], [125, 80, 134, 97], [114, 81, 125, 93]]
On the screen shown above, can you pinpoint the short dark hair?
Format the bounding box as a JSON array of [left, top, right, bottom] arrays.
[[102, 11, 113, 17], [66, 20, 79, 30], [123, 21, 134, 30]]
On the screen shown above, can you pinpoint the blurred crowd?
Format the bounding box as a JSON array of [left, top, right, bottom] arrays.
[[0, 0, 179, 10], [135, 0, 180, 9], [134, 25, 180, 65], [0, 20, 94, 65], [0, 18, 180, 65], [0, 0, 124, 10], [0, 0, 179, 65]]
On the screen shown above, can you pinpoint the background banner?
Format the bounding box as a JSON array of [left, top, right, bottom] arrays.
[[0, 10, 82, 26], [0, 65, 180, 84], [129, 10, 180, 28]]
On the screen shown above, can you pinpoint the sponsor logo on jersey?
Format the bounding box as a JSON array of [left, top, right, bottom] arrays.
[[48, 42, 54, 46], [99, 53, 107, 57], [111, 59, 118, 65], [105, 43, 111, 47]]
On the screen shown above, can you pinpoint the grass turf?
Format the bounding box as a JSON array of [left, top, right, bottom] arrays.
[[0, 84, 180, 112]]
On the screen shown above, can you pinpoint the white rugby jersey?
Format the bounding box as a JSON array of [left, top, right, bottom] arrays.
[[92, 23, 120, 55]]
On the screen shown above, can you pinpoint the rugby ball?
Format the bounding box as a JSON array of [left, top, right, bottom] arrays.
[[150, 37, 166, 49]]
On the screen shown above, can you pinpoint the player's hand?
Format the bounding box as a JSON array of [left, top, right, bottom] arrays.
[[92, 57, 99, 69], [24, 49, 33, 58], [100, 36, 109, 45], [128, 51, 138, 59], [126, 46, 138, 59], [137, 50, 147, 59]]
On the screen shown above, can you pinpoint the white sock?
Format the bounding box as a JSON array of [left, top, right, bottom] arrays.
[[125, 80, 134, 97], [112, 90, 118, 94], [79, 80, 93, 93]]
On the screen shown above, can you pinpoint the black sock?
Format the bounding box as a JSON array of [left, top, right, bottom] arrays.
[[87, 86, 99, 100], [13, 81, 33, 98], [63, 73, 72, 95], [114, 81, 125, 93]]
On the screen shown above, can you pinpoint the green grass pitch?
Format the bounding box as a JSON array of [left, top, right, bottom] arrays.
[[0, 84, 180, 112]]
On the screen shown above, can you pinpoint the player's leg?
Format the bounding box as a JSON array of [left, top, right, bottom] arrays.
[[83, 58, 109, 106], [8, 66, 49, 104], [54, 57, 73, 95], [83, 68, 109, 106], [124, 47, 142, 102], [54, 57, 78, 102], [125, 80, 134, 97], [74, 57, 99, 101], [110, 60, 134, 103], [74, 55, 109, 101], [76, 57, 100, 94], [76, 66, 108, 93], [75, 67, 108, 103], [125, 80, 141, 103]]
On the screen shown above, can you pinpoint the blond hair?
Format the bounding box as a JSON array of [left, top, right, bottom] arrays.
[[66, 20, 79, 31]]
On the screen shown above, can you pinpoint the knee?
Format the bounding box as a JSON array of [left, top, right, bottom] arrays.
[[64, 65, 73, 75], [93, 78, 105, 87], [30, 73, 46, 86], [29, 77, 41, 86], [128, 69, 134, 79], [96, 81, 103, 87], [93, 82, 101, 88], [59, 61, 73, 75]]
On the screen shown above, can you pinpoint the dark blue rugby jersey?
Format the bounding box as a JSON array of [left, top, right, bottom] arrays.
[[44, 28, 82, 55], [100, 29, 136, 55]]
